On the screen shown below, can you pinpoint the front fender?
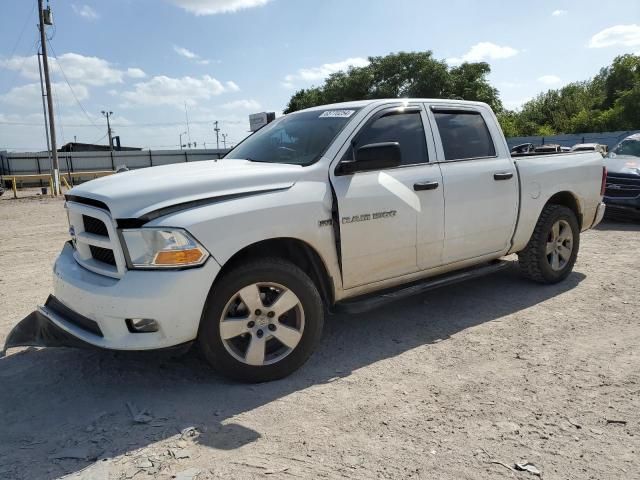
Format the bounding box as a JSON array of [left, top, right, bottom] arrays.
[[147, 181, 343, 291]]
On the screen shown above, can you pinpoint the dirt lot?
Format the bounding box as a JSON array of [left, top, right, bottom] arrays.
[[0, 194, 638, 480]]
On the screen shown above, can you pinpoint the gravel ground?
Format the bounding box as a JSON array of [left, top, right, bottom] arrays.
[[0, 195, 638, 480]]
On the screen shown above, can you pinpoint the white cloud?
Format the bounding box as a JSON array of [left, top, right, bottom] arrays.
[[173, 45, 210, 65], [0, 53, 145, 86], [0, 82, 89, 107], [283, 57, 369, 87], [551, 9, 567, 17], [174, 46, 197, 59], [167, 0, 270, 15], [0, 55, 41, 80], [589, 24, 640, 48], [72, 4, 99, 20], [447, 42, 518, 65], [126, 67, 147, 78], [538, 75, 561, 85], [225, 81, 240, 92], [120, 75, 238, 107], [221, 99, 261, 110]]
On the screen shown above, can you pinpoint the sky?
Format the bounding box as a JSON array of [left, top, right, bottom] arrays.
[[1, 0, 639, 152]]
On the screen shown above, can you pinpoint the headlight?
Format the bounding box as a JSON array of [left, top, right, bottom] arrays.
[[121, 228, 208, 269]]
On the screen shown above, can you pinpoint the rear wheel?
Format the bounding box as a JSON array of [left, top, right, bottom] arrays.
[[518, 204, 580, 283], [198, 258, 324, 382]]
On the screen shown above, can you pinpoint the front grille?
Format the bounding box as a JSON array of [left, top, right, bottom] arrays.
[[89, 245, 117, 266], [46, 295, 103, 337], [67, 199, 123, 277], [605, 173, 640, 199], [83, 215, 109, 236]]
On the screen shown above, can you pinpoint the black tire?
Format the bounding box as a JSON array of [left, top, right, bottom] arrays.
[[518, 204, 580, 284], [198, 258, 324, 382]]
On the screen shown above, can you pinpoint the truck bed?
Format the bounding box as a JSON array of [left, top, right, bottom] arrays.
[[510, 151, 604, 253]]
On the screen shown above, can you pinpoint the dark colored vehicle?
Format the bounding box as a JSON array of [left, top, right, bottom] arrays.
[[603, 133, 640, 214], [510, 143, 535, 154]]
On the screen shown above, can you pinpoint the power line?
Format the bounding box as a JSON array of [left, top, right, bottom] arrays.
[[5, 37, 41, 91], [0, 119, 246, 127], [51, 76, 65, 146], [47, 39, 101, 131], [89, 132, 108, 144], [7, 2, 36, 60]]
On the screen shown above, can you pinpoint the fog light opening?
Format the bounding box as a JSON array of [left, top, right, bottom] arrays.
[[126, 318, 159, 333]]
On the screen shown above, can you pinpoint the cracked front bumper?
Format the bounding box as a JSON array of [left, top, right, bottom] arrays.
[[4, 242, 220, 353]]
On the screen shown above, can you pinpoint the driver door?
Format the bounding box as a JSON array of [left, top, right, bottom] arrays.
[[330, 105, 444, 289]]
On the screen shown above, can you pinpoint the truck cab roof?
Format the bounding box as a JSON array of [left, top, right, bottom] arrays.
[[295, 98, 491, 113]]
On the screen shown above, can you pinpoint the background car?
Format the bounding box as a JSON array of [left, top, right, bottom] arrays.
[[571, 143, 608, 155], [603, 133, 640, 217], [534, 144, 563, 153]]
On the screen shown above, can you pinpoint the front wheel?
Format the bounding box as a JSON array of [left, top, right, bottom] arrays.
[[518, 204, 580, 284], [198, 258, 324, 382]]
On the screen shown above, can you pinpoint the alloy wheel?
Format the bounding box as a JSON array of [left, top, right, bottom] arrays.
[[219, 282, 305, 366], [546, 219, 573, 271]]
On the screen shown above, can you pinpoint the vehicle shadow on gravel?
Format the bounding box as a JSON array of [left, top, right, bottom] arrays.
[[0, 264, 585, 479], [596, 217, 640, 231]]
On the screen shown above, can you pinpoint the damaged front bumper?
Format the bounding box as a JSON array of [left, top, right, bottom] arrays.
[[3, 241, 220, 355], [3, 296, 194, 355], [3, 298, 98, 352]]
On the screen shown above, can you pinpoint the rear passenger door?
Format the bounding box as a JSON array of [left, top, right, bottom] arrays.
[[428, 105, 518, 264]]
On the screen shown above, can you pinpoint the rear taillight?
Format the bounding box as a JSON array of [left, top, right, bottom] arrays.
[[600, 166, 607, 196]]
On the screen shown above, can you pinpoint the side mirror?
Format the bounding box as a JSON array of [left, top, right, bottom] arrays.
[[338, 142, 402, 174]]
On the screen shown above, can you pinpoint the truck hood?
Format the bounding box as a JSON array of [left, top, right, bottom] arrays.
[[604, 155, 640, 176], [67, 160, 304, 219]]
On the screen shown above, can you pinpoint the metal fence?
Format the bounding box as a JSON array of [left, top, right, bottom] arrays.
[[506, 130, 640, 150], [0, 148, 231, 186], [3, 129, 640, 185]]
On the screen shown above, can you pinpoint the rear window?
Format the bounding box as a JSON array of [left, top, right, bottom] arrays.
[[434, 110, 496, 160]]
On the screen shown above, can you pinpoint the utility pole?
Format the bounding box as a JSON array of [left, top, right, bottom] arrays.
[[38, 0, 60, 195], [214, 121, 220, 150], [101, 111, 114, 150], [179, 131, 186, 150], [222, 133, 227, 149], [36, 50, 52, 172], [184, 102, 191, 145]]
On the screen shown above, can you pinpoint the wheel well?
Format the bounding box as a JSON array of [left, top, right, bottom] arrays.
[[219, 238, 335, 307], [546, 191, 582, 228]]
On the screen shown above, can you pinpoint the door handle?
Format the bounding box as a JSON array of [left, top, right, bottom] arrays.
[[413, 181, 439, 191], [494, 172, 514, 181]]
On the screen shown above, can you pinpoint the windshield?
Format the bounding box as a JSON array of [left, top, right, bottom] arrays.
[[607, 138, 640, 158], [226, 108, 361, 165]]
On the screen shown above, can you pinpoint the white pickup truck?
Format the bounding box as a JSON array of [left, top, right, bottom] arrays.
[[5, 99, 607, 382]]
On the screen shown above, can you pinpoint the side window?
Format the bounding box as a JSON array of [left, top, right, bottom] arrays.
[[433, 110, 496, 160], [350, 111, 429, 166]]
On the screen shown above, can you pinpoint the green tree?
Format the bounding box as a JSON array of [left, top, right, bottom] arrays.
[[284, 52, 640, 137], [283, 51, 502, 114], [505, 54, 640, 135]]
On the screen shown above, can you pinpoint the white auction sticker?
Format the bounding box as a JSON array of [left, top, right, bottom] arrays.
[[319, 110, 356, 118]]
